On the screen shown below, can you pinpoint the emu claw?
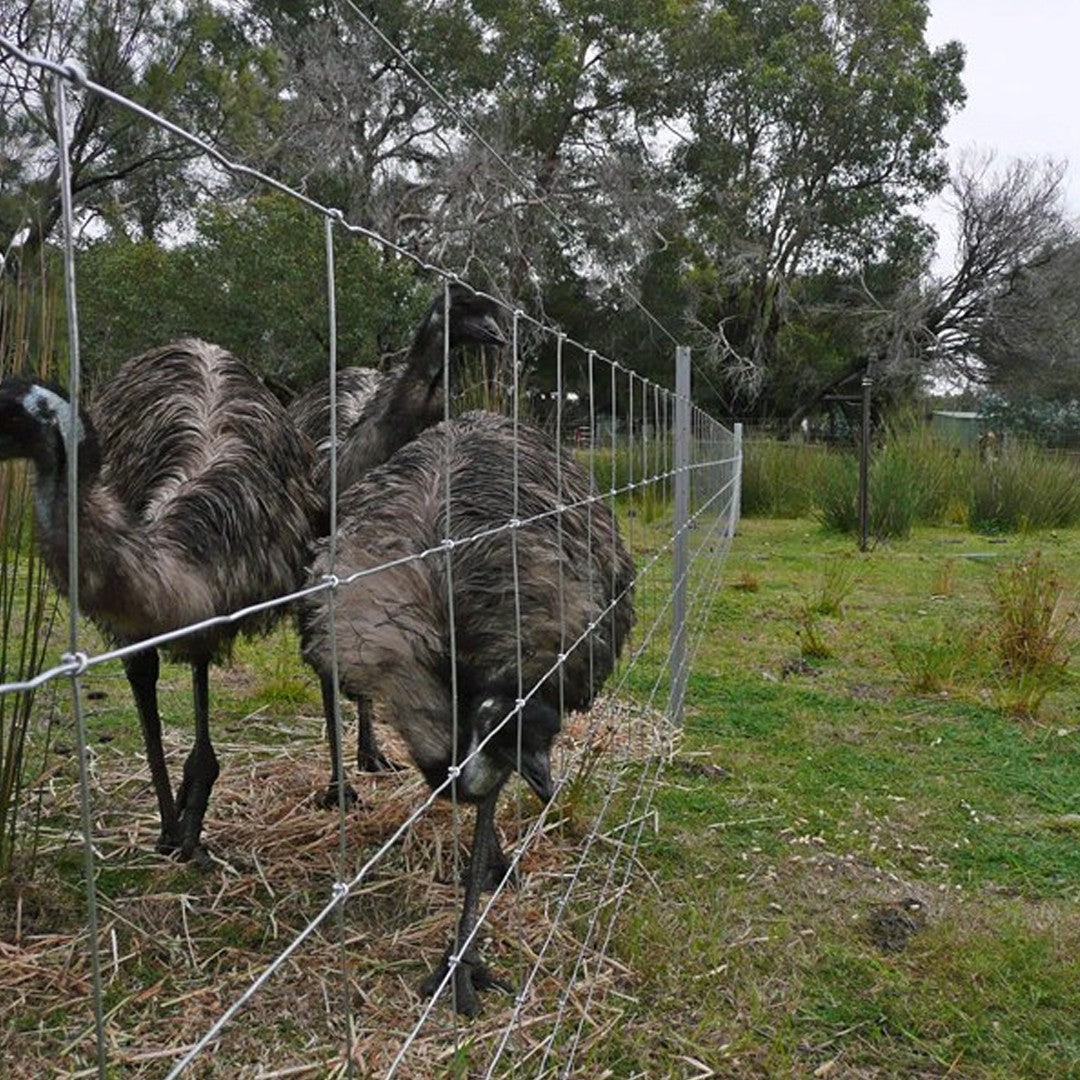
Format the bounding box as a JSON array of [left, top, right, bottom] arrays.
[[320, 781, 359, 811], [420, 949, 513, 1017], [357, 751, 402, 774], [183, 842, 214, 870], [156, 832, 213, 869], [156, 833, 181, 858]]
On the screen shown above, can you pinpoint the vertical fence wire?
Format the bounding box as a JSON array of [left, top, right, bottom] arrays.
[[509, 309, 527, 1053], [670, 346, 691, 726], [323, 212, 357, 1076], [54, 72, 107, 1080], [439, 280, 467, 1030]]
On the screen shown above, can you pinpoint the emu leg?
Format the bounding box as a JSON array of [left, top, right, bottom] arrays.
[[321, 673, 358, 810], [421, 791, 513, 1016], [173, 660, 219, 868], [356, 694, 399, 773], [474, 813, 516, 892], [123, 648, 181, 855]]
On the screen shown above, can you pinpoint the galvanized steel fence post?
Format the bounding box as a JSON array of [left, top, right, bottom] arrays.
[[670, 345, 691, 726], [728, 421, 743, 538], [859, 375, 873, 552]]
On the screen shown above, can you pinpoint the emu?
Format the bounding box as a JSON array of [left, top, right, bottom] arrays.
[[0, 341, 320, 866], [299, 410, 634, 1015], [289, 283, 506, 508], [289, 283, 505, 780]]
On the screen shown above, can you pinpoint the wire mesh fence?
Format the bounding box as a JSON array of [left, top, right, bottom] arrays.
[[0, 27, 741, 1079]]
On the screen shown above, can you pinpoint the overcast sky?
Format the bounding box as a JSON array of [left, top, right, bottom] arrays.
[[924, 1, 1079, 266]]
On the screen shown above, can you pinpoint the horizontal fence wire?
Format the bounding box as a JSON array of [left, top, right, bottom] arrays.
[[0, 27, 741, 1079]]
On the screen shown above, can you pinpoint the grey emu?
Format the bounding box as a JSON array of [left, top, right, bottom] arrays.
[[290, 283, 506, 506], [299, 410, 634, 1015], [289, 283, 505, 781], [0, 341, 320, 865]]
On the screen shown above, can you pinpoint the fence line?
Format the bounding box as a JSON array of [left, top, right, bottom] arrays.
[[0, 28, 741, 1079]]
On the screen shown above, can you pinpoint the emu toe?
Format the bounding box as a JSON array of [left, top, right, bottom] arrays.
[[421, 947, 513, 1017], [357, 750, 402, 774], [183, 842, 214, 871], [155, 832, 182, 858], [158, 831, 212, 870], [320, 781, 360, 811]]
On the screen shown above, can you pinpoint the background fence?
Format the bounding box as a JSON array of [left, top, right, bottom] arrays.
[[0, 30, 741, 1078]]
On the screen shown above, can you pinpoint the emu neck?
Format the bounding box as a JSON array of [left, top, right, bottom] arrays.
[[32, 449, 130, 601]]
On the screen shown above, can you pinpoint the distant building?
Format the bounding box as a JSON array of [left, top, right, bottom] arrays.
[[930, 410, 981, 447]]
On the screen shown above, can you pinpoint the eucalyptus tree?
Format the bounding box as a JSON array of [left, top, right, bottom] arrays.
[[0, 0, 278, 265], [928, 155, 1078, 392], [665, 0, 966, 417]]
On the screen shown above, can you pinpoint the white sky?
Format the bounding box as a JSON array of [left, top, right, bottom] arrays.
[[924, 0, 1080, 267]]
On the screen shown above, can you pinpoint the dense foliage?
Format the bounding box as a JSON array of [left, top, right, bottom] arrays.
[[2, 1, 1077, 419]]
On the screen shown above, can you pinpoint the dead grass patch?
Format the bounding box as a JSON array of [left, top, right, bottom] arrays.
[[2, 700, 674, 1077]]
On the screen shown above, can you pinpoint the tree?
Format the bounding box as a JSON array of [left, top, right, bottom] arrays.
[[775, 155, 1080, 435], [666, 0, 965, 417], [0, 1, 279, 265], [76, 194, 424, 389], [926, 154, 1078, 388], [238, 0, 493, 231]]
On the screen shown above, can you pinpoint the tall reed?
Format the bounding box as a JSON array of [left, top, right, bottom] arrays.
[[969, 442, 1080, 533], [0, 252, 62, 880]]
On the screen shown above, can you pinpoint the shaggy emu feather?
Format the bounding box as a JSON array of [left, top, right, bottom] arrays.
[[299, 410, 634, 1015], [290, 284, 505, 778], [290, 283, 505, 511], [0, 341, 320, 865]]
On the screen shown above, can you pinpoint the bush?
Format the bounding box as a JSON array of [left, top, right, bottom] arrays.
[[987, 552, 1074, 718], [805, 421, 1080, 539], [741, 438, 824, 518], [814, 450, 859, 534], [890, 619, 972, 694], [969, 443, 1080, 533], [813, 443, 924, 540]]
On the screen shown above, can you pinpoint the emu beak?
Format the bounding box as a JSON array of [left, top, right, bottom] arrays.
[[464, 312, 506, 347], [518, 748, 554, 804]]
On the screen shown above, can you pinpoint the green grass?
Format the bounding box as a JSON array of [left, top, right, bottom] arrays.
[[576, 517, 1080, 1077]]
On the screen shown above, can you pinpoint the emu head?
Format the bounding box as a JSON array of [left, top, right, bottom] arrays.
[[456, 694, 560, 804], [414, 284, 506, 354], [0, 377, 98, 478]]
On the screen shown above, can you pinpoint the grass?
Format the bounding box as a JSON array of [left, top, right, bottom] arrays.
[[2, 516, 1079, 1076], [586, 517, 1080, 1077], [0, 254, 63, 880], [746, 430, 1080, 539]]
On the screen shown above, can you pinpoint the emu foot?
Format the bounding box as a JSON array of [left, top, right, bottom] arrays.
[[420, 947, 513, 1017], [357, 751, 402, 774], [183, 842, 214, 870], [320, 781, 359, 811], [155, 832, 181, 858], [155, 832, 213, 870]]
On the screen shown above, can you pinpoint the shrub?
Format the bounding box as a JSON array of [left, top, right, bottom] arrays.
[[969, 443, 1080, 533], [988, 552, 1074, 718], [740, 438, 824, 518], [813, 450, 859, 534], [890, 620, 971, 694]]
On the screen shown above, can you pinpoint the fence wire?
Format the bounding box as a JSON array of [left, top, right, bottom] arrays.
[[0, 27, 742, 1079]]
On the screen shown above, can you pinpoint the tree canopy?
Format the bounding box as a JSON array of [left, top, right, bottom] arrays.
[[3, 0, 1076, 422]]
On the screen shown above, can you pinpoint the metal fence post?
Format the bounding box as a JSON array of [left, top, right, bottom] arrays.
[[670, 346, 691, 726], [859, 376, 873, 552], [728, 421, 743, 538]]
